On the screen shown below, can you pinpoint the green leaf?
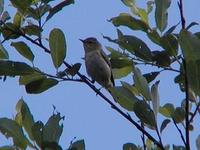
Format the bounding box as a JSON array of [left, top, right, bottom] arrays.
[[22, 25, 43, 36], [25, 78, 58, 94], [164, 23, 179, 35], [10, 0, 32, 14], [13, 11, 22, 27], [46, 0, 74, 21], [173, 145, 186, 150], [160, 34, 178, 56], [117, 33, 152, 61], [152, 50, 171, 67], [147, 28, 161, 45], [134, 100, 156, 129], [31, 121, 44, 146], [49, 28, 66, 69], [112, 66, 132, 79], [0, 60, 34, 76], [155, 0, 171, 32], [19, 73, 45, 85], [196, 135, 200, 150], [159, 103, 175, 118], [121, 0, 135, 7], [0, 118, 28, 149], [15, 99, 35, 140], [110, 13, 149, 32], [0, 43, 9, 59], [69, 139, 85, 150], [151, 81, 160, 118], [109, 86, 139, 111], [64, 63, 81, 77], [121, 81, 140, 95], [0, 0, 4, 15], [41, 141, 62, 150], [160, 119, 170, 133], [133, 67, 151, 100], [123, 143, 138, 150], [143, 71, 160, 83], [172, 107, 185, 123], [43, 113, 64, 143], [11, 41, 34, 62]]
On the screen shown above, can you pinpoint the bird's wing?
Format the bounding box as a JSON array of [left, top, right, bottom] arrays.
[[100, 49, 115, 86]]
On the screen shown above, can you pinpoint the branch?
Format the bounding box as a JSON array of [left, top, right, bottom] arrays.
[[3, 24, 165, 150], [173, 119, 186, 146], [189, 102, 200, 123], [178, 0, 186, 29]]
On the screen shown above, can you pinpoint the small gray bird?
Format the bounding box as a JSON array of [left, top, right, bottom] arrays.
[[80, 37, 115, 89]]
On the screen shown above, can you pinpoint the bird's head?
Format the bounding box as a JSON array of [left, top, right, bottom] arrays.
[[80, 37, 101, 53]]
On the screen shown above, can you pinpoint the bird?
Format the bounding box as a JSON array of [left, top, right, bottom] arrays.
[[80, 37, 115, 89]]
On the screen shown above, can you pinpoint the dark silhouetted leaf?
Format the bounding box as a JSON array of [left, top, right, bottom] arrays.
[[123, 143, 138, 150], [143, 71, 160, 83], [65, 63, 81, 77], [0, 0, 4, 15], [0, 118, 28, 149], [159, 103, 175, 118], [1, 23, 20, 39], [133, 67, 151, 100], [69, 140, 85, 150], [160, 34, 178, 56], [15, 99, 35, 140], [164, 22, 179, 35], [31, 121, 44, 147], [1, 11, 11, 23], [155, 0, 171, 32], [186, 22, 199, 30], [46, 0, 74, 21], [0, 146, 17, 150], [0, 60, 34, 76], [110, 86, 139, 111], [160, 119, 170, 133], [10, 0, 32, 14], [11, 41, 34, 62], [19, 72, 45, 85], [134, 100, 156, 129], [173, 145, 186, 150], [49, 28, 66, 69], [110, 13, 149, 32], [25, 78, 58, 94], [172, 107, 185, 123], [41, 141, 62, 150], [152, 50, 171, 67]]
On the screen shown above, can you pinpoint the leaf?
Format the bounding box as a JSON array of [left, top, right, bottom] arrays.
[[15, 99, 35, 140], [147, 28, 161, 45], [117, 33, 152, 61], [109, 86, 139, 111], [112, 66, 132, 79], [164, 22, 179, 35], [134, 100, 156, 129], [10, 0, 32, 14], [110, 13, 149, 32], [159, 103, 175, 118], [31, 121, 44, 146], [19, 72, 46, 85], [25, 78, 58, 94], [121, 81, 140, 96], [65, 63, 81, 77], [0, 146, 17, 150], [22, 25, 43, 36], [133, 67, 151, 100], [0, 118, 28, 149], [160, 34, 178, 56], [69, 139, 85, 150], [155, 0, 171, 32], [43, 113, 64, 143], [49, 28, 66, 69], [0, 43, 9, 59], [196, 135, 200, 150], [13, 11, 22, 27], [41, 141, 62, 150], [1, 23, 20, 40], [46, 0, 74, 21], [179, 30, 200, 95], [173, 145, 186, 150], [172, 107, 185, 123], [1, 11, 11, 23], [11, 41, 34, 62], [186, 22, 199, 30], [152, 50, 171, 67], [0, 60, 34, 76], [151, 81, 160, 118], [123, 143, 138, 150], [160, 119, 170, 133], [143, 71, 160, 83]]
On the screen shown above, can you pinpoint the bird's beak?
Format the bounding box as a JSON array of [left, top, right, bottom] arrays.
[[79, 39, 84, 43]]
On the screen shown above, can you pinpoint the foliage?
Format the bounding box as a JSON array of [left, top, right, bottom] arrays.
[[0, 0, 200, 150]]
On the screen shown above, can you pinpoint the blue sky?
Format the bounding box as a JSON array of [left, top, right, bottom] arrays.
[[0, 0, 200, 149]]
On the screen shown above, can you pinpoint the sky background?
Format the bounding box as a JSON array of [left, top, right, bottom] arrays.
[[0, 0, 200, 149]]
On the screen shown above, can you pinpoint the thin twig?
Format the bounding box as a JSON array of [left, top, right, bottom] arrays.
[[141, 123, 146, 150], [189, 102, 200, 123], [173, 119, 186, 146], [178, 0, 186, 29], [3, 23, 165, 150]]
